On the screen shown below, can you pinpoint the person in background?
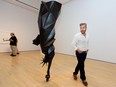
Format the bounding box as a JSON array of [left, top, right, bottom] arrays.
[[72, 23, 89, 86], [3, 33, 19, 56]]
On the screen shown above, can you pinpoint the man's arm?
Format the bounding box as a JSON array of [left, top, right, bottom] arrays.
[[72, 35, 78, 51], [3, 38, 9, 41]]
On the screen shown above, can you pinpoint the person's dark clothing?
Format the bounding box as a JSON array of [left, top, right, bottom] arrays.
[[74, 51, 87, 80], [9, 36, 17, 46]]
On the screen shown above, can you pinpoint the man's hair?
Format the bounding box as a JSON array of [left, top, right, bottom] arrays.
[[11, 33, 15, 35], [80, 23, 87, 27]]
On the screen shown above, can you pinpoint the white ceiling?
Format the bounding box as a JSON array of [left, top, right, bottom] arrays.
[[38, 0, 72, 4], [3, 0, 73, 12]]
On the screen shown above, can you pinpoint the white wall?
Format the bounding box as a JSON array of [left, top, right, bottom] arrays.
[[1, 0, 116, 63], [55, 0, 116, 63], [0, 0, 40, 52]]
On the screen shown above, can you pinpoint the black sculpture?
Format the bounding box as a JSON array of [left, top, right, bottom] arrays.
[[33, 1, 62, 81]]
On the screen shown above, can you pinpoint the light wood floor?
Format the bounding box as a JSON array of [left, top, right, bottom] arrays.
[[0, 51, 116, 87]]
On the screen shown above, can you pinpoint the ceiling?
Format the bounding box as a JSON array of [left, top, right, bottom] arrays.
[[37, 0, 73, 4], [3, 0, 73, 12]]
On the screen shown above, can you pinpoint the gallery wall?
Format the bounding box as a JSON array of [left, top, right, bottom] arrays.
[[55, 0, 116, 63], [0, 0, 40, 52], [1, 0, 116, 63]]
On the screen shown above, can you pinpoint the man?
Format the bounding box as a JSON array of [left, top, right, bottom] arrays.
[[3, 33, 19, 56], [72, 23, 89, 86], [9, 33, 18, 56]]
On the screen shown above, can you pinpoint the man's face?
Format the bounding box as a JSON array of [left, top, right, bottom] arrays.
[[80, 25, 87, 34], [10, 33, 14, 37]]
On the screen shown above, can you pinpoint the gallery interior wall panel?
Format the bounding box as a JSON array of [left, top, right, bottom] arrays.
[[55, 0, 116, 63], [0, 0, 40, 52]]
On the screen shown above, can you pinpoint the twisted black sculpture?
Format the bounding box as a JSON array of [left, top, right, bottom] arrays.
[[33, 1, 62, 81]]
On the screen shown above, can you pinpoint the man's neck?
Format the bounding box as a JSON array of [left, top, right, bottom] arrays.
[[81, 33, 86, 37]]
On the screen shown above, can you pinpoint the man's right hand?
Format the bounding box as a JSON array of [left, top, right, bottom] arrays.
[[77, 49, 83, 53]]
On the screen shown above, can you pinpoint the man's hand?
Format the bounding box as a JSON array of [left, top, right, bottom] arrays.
[[77, 49, 83, 53], [77, 49, 89, 53], [3, 38, 5, 41]]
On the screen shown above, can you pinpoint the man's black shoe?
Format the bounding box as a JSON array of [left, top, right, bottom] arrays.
[[10, 54, 16, 56]]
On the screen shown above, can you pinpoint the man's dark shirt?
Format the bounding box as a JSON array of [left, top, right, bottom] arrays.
[[9, 36, 17, 46]]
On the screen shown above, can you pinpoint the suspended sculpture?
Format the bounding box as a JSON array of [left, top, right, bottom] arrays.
[[33, 1, 62, 81]]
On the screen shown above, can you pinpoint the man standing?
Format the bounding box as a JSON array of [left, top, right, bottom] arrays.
[[9, 33, 18, 56], [72, 23, 89, 86], [3, 33, 19, 56]]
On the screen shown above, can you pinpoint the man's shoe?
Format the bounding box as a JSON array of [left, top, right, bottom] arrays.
[[10, 54, 16, 56], [10, 54, 13, 56], [73, 72, 77, 80], [82, 80, 88, 86], [17, 53, 19, 54]]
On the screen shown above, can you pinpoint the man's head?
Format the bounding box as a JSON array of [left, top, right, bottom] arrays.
[[10, 33, 15, 36], [80, 23, 87, 34]]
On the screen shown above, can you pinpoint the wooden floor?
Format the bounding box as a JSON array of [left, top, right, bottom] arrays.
[[0, 51, 116, 87]]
